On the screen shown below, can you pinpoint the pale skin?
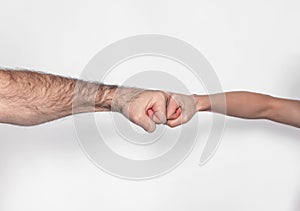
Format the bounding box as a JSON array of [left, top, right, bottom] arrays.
[[0, 69, 299, 131]]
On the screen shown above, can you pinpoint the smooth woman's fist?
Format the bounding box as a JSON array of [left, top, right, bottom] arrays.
[[166, 93, 198, 128]]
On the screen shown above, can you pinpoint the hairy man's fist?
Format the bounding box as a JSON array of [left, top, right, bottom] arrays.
[[112, 88, 169, 132]]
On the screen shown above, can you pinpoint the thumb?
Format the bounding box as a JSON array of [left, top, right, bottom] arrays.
[[167, 107, 182, 120], [152, 110, 167, 124]]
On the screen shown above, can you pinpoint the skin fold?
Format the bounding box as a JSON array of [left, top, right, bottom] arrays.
[[0, 69, 299, 131]]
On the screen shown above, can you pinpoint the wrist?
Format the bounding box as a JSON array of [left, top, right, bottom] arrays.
[[110, 87, 144, 113], [95, 84, 118, 112], [192, 94, 211, 111]]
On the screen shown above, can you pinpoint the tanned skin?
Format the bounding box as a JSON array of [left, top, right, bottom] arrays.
[[166, 92, 300, 128], [0, 68, 299, 131]]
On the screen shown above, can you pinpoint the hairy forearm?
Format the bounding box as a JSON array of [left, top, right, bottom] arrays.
[[194, 91, 300, 128], [0, 69, 117, 126]]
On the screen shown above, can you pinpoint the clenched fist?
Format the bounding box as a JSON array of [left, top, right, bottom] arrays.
[[166, 93, 199, 127], [112, 88, 169, 132]]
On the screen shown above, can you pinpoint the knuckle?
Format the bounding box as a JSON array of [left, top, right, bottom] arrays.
[[147, 126, 155, 133], [156, 91, 167, 100], [132, 114, 143, 123], [182, 116, 188, 123], [144, 123, 155, 133], [167, 122, 175, 128]]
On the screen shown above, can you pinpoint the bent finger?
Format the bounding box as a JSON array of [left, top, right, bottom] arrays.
[[167, 107, 182, 120], [152, 110, 167, 124], [166, 115, 183, 128], [133, 115, 156, 133]]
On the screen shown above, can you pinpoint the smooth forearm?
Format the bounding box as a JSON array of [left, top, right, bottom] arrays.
[[194, 91, 300, 128], [267, 97, 300, 128], [194, 92, 273, 119], [0, 69, 117, 126]]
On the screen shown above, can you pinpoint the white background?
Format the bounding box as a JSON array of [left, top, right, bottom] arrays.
[[0, 0, 300, 210]]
